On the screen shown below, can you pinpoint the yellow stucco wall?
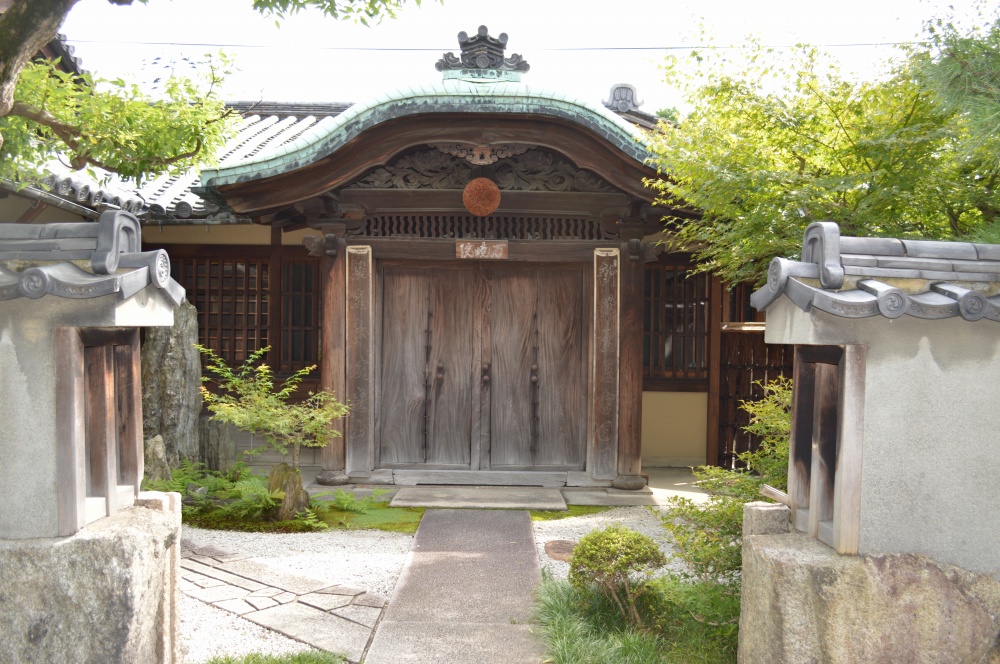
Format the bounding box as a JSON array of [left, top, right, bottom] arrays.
[[0, 196, 89, 223], [641, 391, 707, 467], [143, 224, 320, 247]]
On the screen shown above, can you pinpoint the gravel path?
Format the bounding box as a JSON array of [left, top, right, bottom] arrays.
[[180, 506, 680, 661]]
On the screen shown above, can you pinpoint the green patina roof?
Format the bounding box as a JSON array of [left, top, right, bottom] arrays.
[[200, 77, 653, 189]]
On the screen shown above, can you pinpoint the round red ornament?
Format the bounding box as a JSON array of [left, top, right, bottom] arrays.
[[462, 177, 501, 217]]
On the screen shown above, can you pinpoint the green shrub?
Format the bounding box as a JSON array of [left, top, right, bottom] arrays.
[[568, 525, 667, 627]]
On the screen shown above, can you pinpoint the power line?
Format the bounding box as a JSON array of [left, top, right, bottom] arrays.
[[65, 39, 925, 51]]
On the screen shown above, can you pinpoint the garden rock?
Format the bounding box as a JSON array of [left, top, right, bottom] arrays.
[[142, 299, 200, 466], [269, 463, 311, 521], [199, 416, 237, 472], [144, 434, 171, 482]]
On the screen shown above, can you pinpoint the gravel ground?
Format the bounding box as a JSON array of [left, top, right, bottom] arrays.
[[531, 506, 687, 580], [180, 506, 681, 661]]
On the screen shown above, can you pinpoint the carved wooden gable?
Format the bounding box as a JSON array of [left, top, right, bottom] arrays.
[[345, 147, 617, 193]]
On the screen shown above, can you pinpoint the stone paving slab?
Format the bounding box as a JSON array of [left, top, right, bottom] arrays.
[[365, 621, 543, 664], [368, 509, 544, 663], [390, 486, 567, 510], [245, 603, 371, 663], [180, 536, 388, 662], [216, 559, 334, 595], [562, 488, 658, 506], [299, 592, 353, 612], [181, 559, 268, 591]]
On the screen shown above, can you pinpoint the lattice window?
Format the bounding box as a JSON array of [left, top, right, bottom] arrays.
[[643, 262, 709, 387], [361, 214, 605, 240], [172, 257, 269, 365], [279, 260, 321, 372]]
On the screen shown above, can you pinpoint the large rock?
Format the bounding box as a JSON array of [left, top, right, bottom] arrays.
[[0, 493, 182, 663], [199, 416, 238, 473], [144, 434, 171, 483], [739, 505, 1000, 664], [142, 299, 200, 467], [268, 463, 311, 521]]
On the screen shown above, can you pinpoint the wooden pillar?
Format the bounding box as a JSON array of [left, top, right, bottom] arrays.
[[615, 239, 644, 489], [592, 248, 620, 480], [706, 275, 724, 466], [319, 237, 347, 476], [345, 245, 374, 478]]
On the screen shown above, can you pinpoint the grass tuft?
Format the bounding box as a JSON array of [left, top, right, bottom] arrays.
[[204, 651, 345, 664], [530, 505, 613, 521]]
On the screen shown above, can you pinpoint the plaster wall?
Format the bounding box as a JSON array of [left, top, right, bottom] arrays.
[[766, 296, 1000, 574], [0, 196, 89, 224], [641, 391, 707, 467], [0, 287, 174, 539], [144, 223, 317, 246]]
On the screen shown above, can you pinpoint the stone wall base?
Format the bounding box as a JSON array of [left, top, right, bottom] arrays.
[[0, 492, 182, 664], [739, 503, 1000, 664]]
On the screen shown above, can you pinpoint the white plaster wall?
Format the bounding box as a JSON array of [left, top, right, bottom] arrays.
[[640, 391, 707, 467], [0, 289, 174, 539], [767, 297, 1000, 575]]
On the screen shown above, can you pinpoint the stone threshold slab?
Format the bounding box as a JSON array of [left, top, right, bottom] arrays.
[[389, 486, 567, 510]]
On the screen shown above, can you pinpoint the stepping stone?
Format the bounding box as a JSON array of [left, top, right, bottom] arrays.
[[246, 603, 371, 663], [299, 593, 353, 612], [544, 540, 576, 562], [317, 585, 366, 596], [274, 592, 297, 604], [249, 587, 282, 598], [561, 489, 656, 506]]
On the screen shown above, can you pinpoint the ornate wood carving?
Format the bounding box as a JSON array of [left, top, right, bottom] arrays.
[[593, 249, 620, 479], [346, 148, 616, 193], [432, 143, 531, 165], [345, 246, 374, 477]]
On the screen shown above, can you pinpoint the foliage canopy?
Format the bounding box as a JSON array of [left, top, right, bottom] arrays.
[[648, 8, 1000, 284]]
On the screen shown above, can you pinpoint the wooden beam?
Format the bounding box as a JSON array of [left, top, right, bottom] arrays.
[[337, 189, 633, 218], [346, 237, 620, 263], [16, 201, 48, 224], [85, 345, 117, 516]]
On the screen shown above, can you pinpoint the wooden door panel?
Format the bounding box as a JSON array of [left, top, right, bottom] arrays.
[[378, 269, 430, 464], [425, 272, 476, 465], [534, 269, 586, 468], [488, 270, 536, 467]]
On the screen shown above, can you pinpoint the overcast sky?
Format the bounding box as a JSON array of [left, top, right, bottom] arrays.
[[60, 0, 986, 114]]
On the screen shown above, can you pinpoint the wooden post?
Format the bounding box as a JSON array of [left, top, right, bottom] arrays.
[[319, 238, 348, 476], [615, 240, 644, 489], [345, 245, 374, 478], [592, 249, 620, 480], [706, 275, 724, 466], [55, 328, 86, 536]]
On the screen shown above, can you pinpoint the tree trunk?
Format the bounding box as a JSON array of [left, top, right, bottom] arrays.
[[0, 0, 80, 119], [267, 463, 311, 521]]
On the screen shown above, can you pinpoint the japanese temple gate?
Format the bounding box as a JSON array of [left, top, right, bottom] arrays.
[[195, 28, 687, 488]]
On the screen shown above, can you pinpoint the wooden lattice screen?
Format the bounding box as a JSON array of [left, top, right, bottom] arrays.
[[173, 257, 270, 365], [642, 260, 709, 389], [279, 260, 321, 372], [716, 325, 793, 467]]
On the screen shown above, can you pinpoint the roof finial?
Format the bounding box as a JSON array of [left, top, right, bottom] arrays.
[[436, 26, 529, 82]]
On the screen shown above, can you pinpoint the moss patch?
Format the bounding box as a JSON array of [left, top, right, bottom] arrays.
[[530, 505, 613, 521], [318, 506, 425, 534]]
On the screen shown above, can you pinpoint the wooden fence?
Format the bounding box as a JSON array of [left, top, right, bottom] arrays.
[[716, 324, 793, 467]]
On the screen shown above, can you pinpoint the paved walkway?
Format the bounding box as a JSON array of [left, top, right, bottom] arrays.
[[365, 509, 544, 664]]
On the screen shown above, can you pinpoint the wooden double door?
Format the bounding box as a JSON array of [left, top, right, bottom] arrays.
[[377, 262, 588, 471]]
